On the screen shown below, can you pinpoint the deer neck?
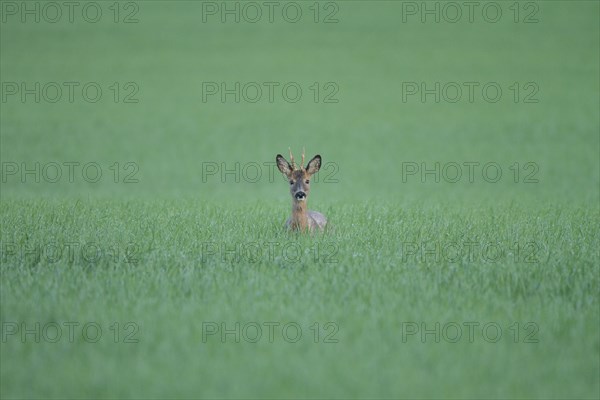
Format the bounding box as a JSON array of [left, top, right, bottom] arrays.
[[291, 200, 309, 230]]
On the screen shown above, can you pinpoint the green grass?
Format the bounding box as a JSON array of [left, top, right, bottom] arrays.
[[2, 200, 598, 398], [1, 1, 599, 399]]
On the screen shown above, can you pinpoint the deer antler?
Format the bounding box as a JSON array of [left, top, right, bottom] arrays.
[[288, 147, 307, 170], [288, 147, 296, 169]]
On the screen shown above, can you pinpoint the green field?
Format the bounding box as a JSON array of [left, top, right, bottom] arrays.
[[1, 1, 599, 398]]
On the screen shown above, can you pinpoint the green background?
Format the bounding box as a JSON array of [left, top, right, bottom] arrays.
[[1, 1, 599, 398]]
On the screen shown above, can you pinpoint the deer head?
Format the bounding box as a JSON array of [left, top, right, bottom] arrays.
[[276, 148, 321, 203]]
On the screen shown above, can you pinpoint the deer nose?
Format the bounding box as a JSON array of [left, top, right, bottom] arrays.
[[295, 191, 306, 200]]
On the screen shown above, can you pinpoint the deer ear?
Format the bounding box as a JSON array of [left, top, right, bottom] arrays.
[[276, 154, 292, 177], [305, 155, 321, 175]]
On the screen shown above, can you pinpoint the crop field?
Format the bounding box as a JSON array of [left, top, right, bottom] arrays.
[[1, 1, 599, 399]]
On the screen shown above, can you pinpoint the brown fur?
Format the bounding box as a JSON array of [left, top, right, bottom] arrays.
[[276, 152, 327, 232]]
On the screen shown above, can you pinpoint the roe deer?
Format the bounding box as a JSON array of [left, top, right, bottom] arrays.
[[276, 148, 327, 232]]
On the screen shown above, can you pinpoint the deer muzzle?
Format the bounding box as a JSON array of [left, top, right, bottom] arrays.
[[294, 191, 306, 201]]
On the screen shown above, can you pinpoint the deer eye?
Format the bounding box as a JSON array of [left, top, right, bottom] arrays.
[[305, 180, 310, 184], [289, 180, 294, 185]]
